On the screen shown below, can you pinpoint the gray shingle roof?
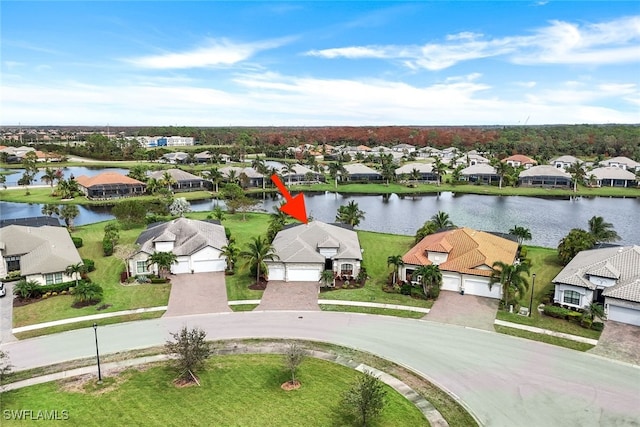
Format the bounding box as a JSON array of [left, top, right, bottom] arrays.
[[461, 164, 497, 175], [344, 163, 381, 176], [0, 225, 82, 275], [135, 218, 227, 256], [395, 163, 434, 174], [271, 221, 362, 263], [519, 165, 571, 178]]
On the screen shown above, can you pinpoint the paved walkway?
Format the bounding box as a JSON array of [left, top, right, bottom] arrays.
[[589, 320, 640, 365], [425, 291, 499, 331], [1, 282, 17, 343], [163, 272, 231, 317], [494, 320, 598, 345], [257, 281, 320, 311]]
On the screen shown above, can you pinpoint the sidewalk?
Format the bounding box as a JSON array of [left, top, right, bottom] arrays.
[[493, 319, 599, 345]]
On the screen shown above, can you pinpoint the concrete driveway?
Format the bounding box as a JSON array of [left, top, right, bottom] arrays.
[[163, 272, 231, 317], [257, 281, 320, 311], [1, 281, 17, 343], [589, 320, 640, 366], [425, 290, 499, 331]]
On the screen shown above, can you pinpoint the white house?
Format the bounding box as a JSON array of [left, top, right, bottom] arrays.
[[130, 218, 228, 275], [552, 246, 640, 326], [401, 228, 519, 299], [551, 155, 581, 170], [266, 222, 362, 282], [601, 156, 640, 172]]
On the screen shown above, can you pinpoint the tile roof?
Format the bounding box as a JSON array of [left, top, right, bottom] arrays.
[[603, 278, 640, 303], [503, 154, 537, 164], [589, 167, 637, 180], [135, 218, 227, 256], [402, 227, 518, 277], [344, 163, 381, 176], [461, 164, 497, 175], [148, 168, 206, 182], [395, 163, 434, 174], [76, 172, 144, 188], [518, 165, 571, 178]]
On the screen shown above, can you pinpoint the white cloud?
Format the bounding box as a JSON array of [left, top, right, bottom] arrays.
[[126, 37, 291, 69]]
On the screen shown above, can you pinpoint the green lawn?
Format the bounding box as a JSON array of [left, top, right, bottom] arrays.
[[1, 355, 428, 427], [0, 188, 213, 205], [494, 325, 595, 352], [321, 304, 426, 319]]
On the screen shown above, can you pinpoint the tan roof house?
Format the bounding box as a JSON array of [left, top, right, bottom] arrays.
[[76, 172, 146, 200], [148, 168, 212, 192], [503, 154, 537, 169], [588, 167, 637, 188], [401, 227, 519, 299], [518, 165, 571, 188]]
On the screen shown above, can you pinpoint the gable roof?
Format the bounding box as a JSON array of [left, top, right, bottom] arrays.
[[551, 155, 580, 164], [553, 246, 640, 293], [76, 172, 144, 188], [0, 225, 82, 275], [603, 156, 640, 169], [270, 221, 362, 263], [135, 217, 227, 256], [402, 227, 518, 277], [344, 163, 381, 176], [503, 154, 536, 164], [148, 168, 206, 182], [395, 163, 434, 174]]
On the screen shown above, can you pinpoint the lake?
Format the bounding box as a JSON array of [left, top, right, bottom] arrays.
[[1, 192, 638, 248], [0, 166, 130, 187]]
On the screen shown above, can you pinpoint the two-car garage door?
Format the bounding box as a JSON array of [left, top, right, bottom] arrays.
[[267, 264, 322, 282], [607, 302, 640, 327], [170, 257, 226, 274]]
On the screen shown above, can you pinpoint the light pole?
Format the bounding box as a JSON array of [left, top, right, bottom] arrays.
[[93, 323, 102, 383], [529, 273, 536, 317]]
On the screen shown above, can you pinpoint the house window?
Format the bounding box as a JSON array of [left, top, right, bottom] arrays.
[[563, 290, 580, 305], [45, 272, 64, 285], [136, 261, 148, 274], [340, 263, 353, 275], [6, 255, 20, 272]]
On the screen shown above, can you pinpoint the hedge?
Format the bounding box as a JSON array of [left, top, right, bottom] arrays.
[[71, 236, 83, 248], [102, 237, 113, 256], [82, 258, 96, 272]]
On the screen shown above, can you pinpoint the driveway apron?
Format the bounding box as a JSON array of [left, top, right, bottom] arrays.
[[588, 320, 640, 366], [163, 272, 231, 317], [257, 281, 320, 311], [425, 290, 498, 331]]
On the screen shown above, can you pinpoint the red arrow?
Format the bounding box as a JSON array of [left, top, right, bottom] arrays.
[[271, 174, 308, 224]]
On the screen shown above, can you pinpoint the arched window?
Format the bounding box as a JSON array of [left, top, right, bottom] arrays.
[[340, 263, 353, 275], [563, 290, 580, 305]]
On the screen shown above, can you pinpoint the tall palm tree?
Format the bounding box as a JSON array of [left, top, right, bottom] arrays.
[[226, 169, 239, 185], [41, 203, 60, 217], [284, 163, 297, 185], [145, 177, 160, 195], [566, 161, 586, 193], [410, 168, 421, 183], [41, 167, 57, 194], [489, 261, 531, 306], [147, 251, 178, 278], [240, 236, 279, 285], [220, 242, 240, 272], [65, 262, 87, 287], [336, 201, 366, 227], [494, 161, 509, 189], [587, 216, 620, 242], [267, 203, 288, 242], [160, 171, 176, 191], [328, 162, 346, 189], [432, 158, 447, 187], [414, 264, 442, 297], [59, 204, 79, 229], [509, 225, 532, 245], [386, 255, 404, 285], [430, 211, 454, 230], [208, 167, 224, 193]]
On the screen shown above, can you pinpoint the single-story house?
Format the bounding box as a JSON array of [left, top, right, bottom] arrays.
[[503, 154, 537, 169], [460, 164, 500, 184], [518, 165, 571, 188], [588, 167, 637, 188], [219, 166, 265, 188], [130, 217, 228, 276], [266, 221, 362, 282], [161, 152, 190, 164], [401, 227, 519, 299], [601, 156, 640, 172], [0, 225, 83, 286], [552, 246, 640, 326], [76, 172, 146, 199], [392, 143, 416, 153], [148, 169, 212, 192], [278, 164, 323, 184], [551, 155, 581, 170], [343, 163, 383, 182], [394, 163, 438, 182]]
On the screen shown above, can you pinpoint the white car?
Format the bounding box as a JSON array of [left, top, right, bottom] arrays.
[[0, 282, 5, 297]]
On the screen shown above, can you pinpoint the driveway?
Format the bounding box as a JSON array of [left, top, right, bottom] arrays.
[[1, 281, 17, 343], [257, 281, 320, 311], [163, 272, 231, 317], [589, 321, 640, 366], [425, 290, 499, 331]]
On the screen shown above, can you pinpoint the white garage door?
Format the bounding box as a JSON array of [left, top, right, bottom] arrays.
[[442, 274, 461, 292], [464, 278, 500, 299], [608, 304, 640, 326], [287, 266, 322, 282], [192, 259, 226, 273], [268, 265, 285, 281], [171, 259, 191, 274]]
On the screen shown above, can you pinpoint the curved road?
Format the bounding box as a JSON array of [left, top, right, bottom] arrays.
[[2, 311, 639, 426]]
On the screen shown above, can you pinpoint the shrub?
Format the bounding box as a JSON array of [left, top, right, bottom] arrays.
[[42, 294, 48, 299], [13, 279, 40, 299], [102, 237, 113, 256], [136, 275, 151, 284], [73, 282, 104, 304], [400, 283, 412, 295], [224, 227, 232, 240], [71, 236, 83, 248], [543, 305, 569, 319], [427, 286, 440, 299], [150, 277, 168, 284], [591, 322, 605, 331], [519, 247, 528, 258], [580, 317, 592, 329], [82, 258, 96, 272], [566, 310, 583, 323]]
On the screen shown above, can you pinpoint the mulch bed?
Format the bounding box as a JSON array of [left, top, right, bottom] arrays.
[[281, 380, 301, 391], [248, 279, 268, 290], [13, 297, 38, 308]]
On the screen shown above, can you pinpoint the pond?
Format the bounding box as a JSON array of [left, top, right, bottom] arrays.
[[0, 166, 130, 187], [2, 192, 637, 248]]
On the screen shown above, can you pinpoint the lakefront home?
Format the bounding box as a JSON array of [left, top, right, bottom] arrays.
[[588, 167, 637, 188], [518, 165, 571, 188], [76, 172, 146, 199], [148, 168, 212, 192]]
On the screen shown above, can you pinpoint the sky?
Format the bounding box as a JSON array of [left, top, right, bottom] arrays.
[[1, 1, 639, 126]]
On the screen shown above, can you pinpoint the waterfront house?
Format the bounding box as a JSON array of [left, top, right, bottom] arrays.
[[518, 165, 571, 188], [76, 172, 146, 200], [588, 167, 637, 188], [394, 163, 438, 182], [601, 156, 640, 172], [219, 166, 265, 188], [460, 164, 500, 184], [148, 169, 212, 192], [343, 163, 383, 182]]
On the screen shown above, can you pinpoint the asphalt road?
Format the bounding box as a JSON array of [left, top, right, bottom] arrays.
[[2, 311, 639, 427]]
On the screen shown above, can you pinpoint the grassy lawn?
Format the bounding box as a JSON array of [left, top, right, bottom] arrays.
[[0, 188, 213, 205], [1, 354, 428, 427], [321, 304, 426, 319], [494, 325, 595, 352]]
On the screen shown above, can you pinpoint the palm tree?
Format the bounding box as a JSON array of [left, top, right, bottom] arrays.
[[430, 211, 454, 231], [41, 203, 60, 217], [336, 201, 365, 227], [432, 158, 447, 187], [160, 171, 176, 191], [566, 161, 586, 193], [386, 255, 404, 285], [494, 161, 509, 189], [220, 242, 240, 272], [414, 264, 442, 297], [147, 251, 178, 278], [41, 167, 57, 194], [65, 262, 87, 287], [584, 302, 606, 321], [267, 203, 288, 242], [208, 167, 224, 193], [409, 168, 421, 183], [489, 261, 531, 306], [240, 236, 279, 285], [212, 205, 226, 222], [328, 162, 346, 189], [226, 169, 239, 185], [587, 216, 620, 243], [145, 177, 160, 195], [320, 269, 335, 288], [509, 225, 532, 245], [284, 163, 297, 185], [59, 204, 80, 229]]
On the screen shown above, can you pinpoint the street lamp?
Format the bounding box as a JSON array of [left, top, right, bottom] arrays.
[[529, 273, 536, 317], [93, 323, 102, 383]]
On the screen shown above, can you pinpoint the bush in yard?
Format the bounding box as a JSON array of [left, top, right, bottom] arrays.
[[341, 370, 387, 427], [543, 305, 569, 319], [13, 279, 40, 299], [71, 236, 83, 248], [82, 258, 96, 272], [580, 317, 592, 329], [102, 237, 113, 256], [73, 282, 103, 305], [165, 326, 212, 384], [400, 283, 412, 295], [591, 322, 605, 331]]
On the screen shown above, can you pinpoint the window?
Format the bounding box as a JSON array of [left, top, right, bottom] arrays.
[[45, 272, 64, 285], [6, 256, 20, 272], [136, 261, 147, 274], [563, 290, 580, 305], [340, 263, 353, 275]]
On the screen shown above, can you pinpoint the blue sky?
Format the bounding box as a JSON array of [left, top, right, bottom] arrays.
[[1, 1, 639, 126]]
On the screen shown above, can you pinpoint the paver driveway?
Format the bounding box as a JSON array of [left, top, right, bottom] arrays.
[[425, 290, 499, 331], [1, 281, 17, 343], [257, 281, 320, 311], [589, 320, 640, 366], [163, 272, 231, 317]]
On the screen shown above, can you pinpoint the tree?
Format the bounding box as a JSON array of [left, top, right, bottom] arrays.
[[65, 262, 87, 287], [566, 161, 586, 193], [284, 163, 297, 186], [584, 302, 606, 321], [112, 200, 147, 227], [489, 261, 531, 306], [386, 255, 404, 285], [13, 279, 40, 299], [212, 205, 226, 221], [414, 220, 437, 244], [169, 197, 192, 217], [17, 171, 35, 194], [220, 242, 240, 272], [221, 183, 257, 219], [557, 228, 597, 265], [113, 244, 140, 280], [336, 201, 365, 228], [41, 166, 57, 194], [160, 171, 176, 191], [59, 204, 80, 229], [494, 161, 510, 189], [127, 165, 149, 181], [414, 264, 442, 298], [509, 225, 532, 246], [320, 269, 335, 288], [147, 251, 178, 278], [41, 203, 60, 217], [267, 203, 288, 242], [328, 162, 347, 189], [165, 326, 212, 383], [587, 216, 620, 243], [146, 177, 160, 195], [240, 236, 279, 285], [283, 342, 307, 386], [430, 211, 454, 230], [342, 370, 387, 427], [73, 282, 104, 304], [432, 157, 447, 187], [103, 223, 120, 247]]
